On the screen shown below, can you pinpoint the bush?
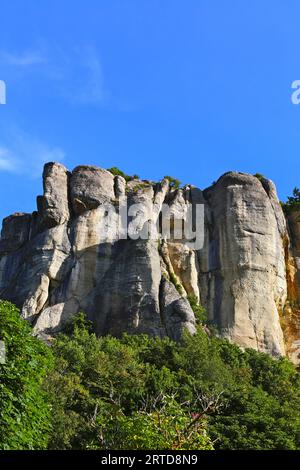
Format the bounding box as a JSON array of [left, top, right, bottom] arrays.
[[107, 166, 139, 182], [187, 294, 207, 324], [163, 175, 181, 189], [253, 173, 267, 182]]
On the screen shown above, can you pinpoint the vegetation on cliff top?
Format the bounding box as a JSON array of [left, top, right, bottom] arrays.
[[163, 175, 182, 189], [107, 166, 139, 182], [1, 301, 300, 450], [253, 172, 266, 182], [281, 187, 300, 215]]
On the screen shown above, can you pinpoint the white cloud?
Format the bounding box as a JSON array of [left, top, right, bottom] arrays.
[[0, 50, 46, 66], [54, 45, 109, 105], [0, 127, 65, 177], [0, 148, 17, 171], [0, 44, 109, 106], [73, 46, 108, 104]]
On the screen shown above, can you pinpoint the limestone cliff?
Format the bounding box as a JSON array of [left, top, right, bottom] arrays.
[[1, 163, 300, 363], [282, 210, 300, 363]]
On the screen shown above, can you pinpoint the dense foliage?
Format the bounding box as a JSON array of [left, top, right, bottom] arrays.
[[0, 301, 53, 450], [45, 314, 300, 450], [1, 301, 300, 450]]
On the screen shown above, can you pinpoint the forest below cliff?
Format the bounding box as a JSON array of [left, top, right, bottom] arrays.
[[1, 299, 300, 451]]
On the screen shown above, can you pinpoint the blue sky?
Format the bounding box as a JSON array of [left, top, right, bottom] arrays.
[[0, 0, 300, 222]]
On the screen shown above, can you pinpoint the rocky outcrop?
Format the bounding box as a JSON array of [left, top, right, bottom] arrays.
[[37, 163, 70, 229], [70, 166, 115, 214], [202, 174, 287, 356], [1, 163, 300, 363]]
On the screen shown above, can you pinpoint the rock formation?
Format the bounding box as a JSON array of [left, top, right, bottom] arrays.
[[1, 163, 300, 364]]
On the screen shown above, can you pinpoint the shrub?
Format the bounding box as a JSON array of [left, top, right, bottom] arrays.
[[163, 175, 181, 189], [253, 173, 266, 182], [187, 294, 207, 324], [107, 166, 139, 182]]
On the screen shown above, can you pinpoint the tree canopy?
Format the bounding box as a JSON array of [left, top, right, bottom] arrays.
[[1, 302, 300, 450]]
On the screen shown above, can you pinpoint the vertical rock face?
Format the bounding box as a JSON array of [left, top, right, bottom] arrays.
[[0, 163, 196, 342], [1, 162, 300, 363], [287, 211, 300, 300], [201, 173, 287, 356], [283, 211, 300, 363]]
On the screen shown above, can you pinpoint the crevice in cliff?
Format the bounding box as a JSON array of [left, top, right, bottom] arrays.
[[66, 170, 73, 220], [158, 276, 167, 331]]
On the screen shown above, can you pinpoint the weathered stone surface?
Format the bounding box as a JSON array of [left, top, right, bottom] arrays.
[[0, 223, 71, 322], [114, 175, 126, 199], [287, 210, 300, 300], [166, 241, 200, 299], [200, 173, 287, 356], [160, 277, 196, 341], [38, 162, 70, 229], [70, 166, 115, 214], [87, 238, 165, 338], [283, 210, 300, 364], [0, 213, 32, 253], [1, 163, 300, 362]]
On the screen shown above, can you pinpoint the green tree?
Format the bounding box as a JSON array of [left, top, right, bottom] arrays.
[[98, 394, 213, 450], [209, 341, 300, 449], [0, 300, 53, 450], [45, 315, 146, 449], [3, 303, 300, 450], [45, 315, 215, 450], [281, 187, 300, 214]]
